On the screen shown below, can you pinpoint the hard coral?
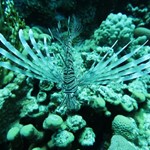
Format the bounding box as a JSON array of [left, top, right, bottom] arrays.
[[93, 13, 135, 46], [112, 115, 139, 141]]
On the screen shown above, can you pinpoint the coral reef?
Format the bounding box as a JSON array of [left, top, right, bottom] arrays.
[[112, 115, 139, 141], [0, 0, 150, 150], [126, 2, 150, 26], [93, 13, 135, 46], [108, 135, 138, 150]]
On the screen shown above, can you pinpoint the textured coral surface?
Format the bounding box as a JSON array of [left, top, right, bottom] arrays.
[[0, 0, 150, 150]]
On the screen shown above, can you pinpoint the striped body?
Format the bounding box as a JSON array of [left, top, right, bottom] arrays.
[[62, 41, 80, 111]]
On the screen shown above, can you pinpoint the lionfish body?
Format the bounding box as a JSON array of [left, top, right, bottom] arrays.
[[61, 38, 80, 111], [0, 17, 149, 114]]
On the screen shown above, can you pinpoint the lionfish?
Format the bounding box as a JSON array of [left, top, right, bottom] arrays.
[[0, 17, 149, 113]]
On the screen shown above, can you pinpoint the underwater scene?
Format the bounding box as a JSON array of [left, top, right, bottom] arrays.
[[0, 0, 150, 149]]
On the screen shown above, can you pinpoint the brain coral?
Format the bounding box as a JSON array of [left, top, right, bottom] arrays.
[[112, 115, 139, 141]]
